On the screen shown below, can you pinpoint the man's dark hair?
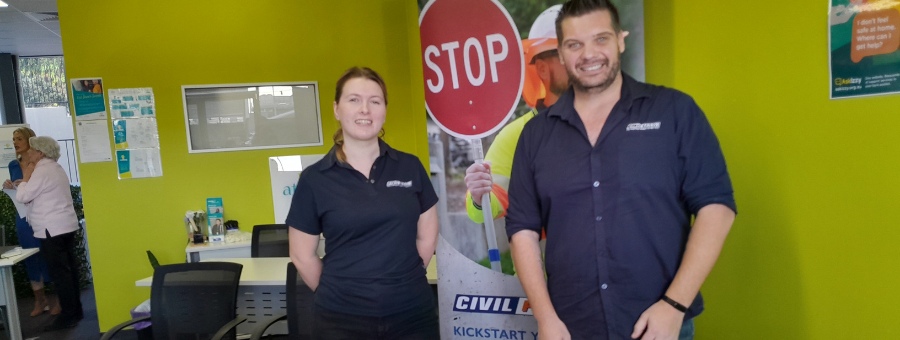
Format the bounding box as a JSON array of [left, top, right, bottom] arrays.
[[555, 0, 622, 43]]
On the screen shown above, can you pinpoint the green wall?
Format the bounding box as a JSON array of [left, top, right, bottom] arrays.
[[57, 0, 427, 331], [646, 1, 900, 338], [59, 0, 900, 337]]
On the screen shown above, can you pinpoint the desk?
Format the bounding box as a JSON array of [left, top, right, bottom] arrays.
[[137, 256, 438, 335], [0, 248, 40, 340]]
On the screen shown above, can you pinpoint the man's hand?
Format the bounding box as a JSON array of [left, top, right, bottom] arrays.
[[631, 300, 684, 340], [538, 317, 572, 340], [465, 161, 492, 205]]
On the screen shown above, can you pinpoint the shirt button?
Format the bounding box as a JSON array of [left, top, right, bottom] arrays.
[[593, 181, 599, 187], [369, 180, 374, 184], [595, 216, 602, 222], [601, 283, 608, 290]]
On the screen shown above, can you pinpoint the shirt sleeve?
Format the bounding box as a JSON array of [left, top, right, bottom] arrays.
[[677, 97, 737, 215], [416, 160, 438, 213], [15, 163, 48, 204], [505, 123, 544, 239], [285, 170, 322, 236]]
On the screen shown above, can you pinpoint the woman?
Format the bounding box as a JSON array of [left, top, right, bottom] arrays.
[[2, 127, 59, 317], [16, 136, 84, 331], [286, 67, 439, 339]]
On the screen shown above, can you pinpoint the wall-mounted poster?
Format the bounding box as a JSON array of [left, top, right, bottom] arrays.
[[71, 78, 107, 120], [829, 1, 900, 99]]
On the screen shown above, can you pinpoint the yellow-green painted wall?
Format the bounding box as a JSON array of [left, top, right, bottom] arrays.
[[57, 0, 427, 331], [59, 0, 900, 337], [646, 1, 900, 338]]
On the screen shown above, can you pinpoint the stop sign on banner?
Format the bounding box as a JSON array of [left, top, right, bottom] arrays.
[[419, 0, 524, 139]]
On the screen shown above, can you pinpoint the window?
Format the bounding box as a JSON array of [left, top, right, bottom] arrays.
[[182, 82, 323, 153]]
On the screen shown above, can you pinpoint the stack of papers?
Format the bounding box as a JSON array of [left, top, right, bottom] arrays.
[[0, 246, 22, 259]]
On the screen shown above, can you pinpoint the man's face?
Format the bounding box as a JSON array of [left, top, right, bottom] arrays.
[[558, 10, 628, 94], [536, 54, 570, 96]]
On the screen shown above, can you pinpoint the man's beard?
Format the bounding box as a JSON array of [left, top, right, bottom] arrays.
[[548, 70, 569, 96], [569, 57, 621, 94]]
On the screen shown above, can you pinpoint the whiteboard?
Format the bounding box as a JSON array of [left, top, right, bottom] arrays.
[[0, 124, 30, 184]]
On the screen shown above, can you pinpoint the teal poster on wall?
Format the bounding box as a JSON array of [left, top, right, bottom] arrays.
[[829, 1, 900, 99], [70, 77, 107, 120]]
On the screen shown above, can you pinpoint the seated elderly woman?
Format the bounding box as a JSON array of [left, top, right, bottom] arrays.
[[15, 136, 84, 331]]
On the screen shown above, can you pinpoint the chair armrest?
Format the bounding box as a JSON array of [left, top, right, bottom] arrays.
[[249, 314, 288, 340], [99, 316, 152, 340], [210, 316, 248, 340]]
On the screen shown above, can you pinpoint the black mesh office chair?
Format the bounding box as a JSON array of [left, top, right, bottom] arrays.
[[250, 262, 315, 339], [101, 262, 247, 340], [251, 224, 290, 258]]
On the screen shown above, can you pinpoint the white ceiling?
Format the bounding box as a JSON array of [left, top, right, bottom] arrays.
[[0, 0, 61, 56]]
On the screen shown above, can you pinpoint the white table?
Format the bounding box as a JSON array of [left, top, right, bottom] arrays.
[[0, 248, 40, 340], [137, 256, 438, 335], [184, 240, 251, 262]]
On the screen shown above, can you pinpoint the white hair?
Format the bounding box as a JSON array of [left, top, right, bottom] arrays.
[[28, 136, 61, 161]]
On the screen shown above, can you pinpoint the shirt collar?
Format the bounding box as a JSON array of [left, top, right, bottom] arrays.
[[317, 138, 397, 171], [546, 72, 652, 120]]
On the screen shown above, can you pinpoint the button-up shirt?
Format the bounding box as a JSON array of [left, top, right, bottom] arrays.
[[506, 74, 736, 338]]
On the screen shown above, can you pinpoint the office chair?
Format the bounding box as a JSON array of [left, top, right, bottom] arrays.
[[249, 262, 314, 339], [251, 224, 290, 258], [101, 262, 247, 340]]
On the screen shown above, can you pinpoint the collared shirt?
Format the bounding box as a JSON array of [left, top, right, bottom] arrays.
[[286, 139, 438, 317], [16, 158, 79, 239], [506, 74, 736, 338]]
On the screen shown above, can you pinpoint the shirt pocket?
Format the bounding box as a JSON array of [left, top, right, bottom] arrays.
[[616, 135, 676, 189]]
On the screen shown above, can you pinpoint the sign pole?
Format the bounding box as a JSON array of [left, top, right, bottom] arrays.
[[471, 139, 501, 272]]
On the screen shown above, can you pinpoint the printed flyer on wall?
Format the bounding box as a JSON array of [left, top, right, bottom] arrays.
[[70, 78, 107, 120], [113, 118, 160, 149], [829, 1, 900, 99], [75, 121, 113, 163], [109, 88, 156, 118], [116, 149, 163, 179]]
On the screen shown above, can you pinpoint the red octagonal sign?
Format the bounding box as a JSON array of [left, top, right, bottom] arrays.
[[419, 0, 524, 139]]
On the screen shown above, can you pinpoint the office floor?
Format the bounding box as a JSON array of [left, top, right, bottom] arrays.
[[3, 283, 130, 340]]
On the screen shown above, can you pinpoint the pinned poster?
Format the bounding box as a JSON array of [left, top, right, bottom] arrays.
[[109, 88, 156, 118], [71, 78, 107, 121], [829, 1, 900, 98], [75, 121, 113, 163], [113, 118, 159, 149], [116, 149, 163, 179]]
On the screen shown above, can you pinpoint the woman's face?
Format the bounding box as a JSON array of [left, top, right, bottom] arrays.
[[12, 132, 29, 155], [333, 77, 386, 144]]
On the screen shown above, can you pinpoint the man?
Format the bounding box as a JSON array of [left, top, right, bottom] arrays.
[[464, 5, 569, 274], [504, 1, 737, 339]]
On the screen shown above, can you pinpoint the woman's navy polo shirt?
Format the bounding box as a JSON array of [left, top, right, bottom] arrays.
[[286, 139, 438, 317]]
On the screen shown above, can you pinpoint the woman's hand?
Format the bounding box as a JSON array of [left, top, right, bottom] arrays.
[[2, 179, 13, 189], [22, 161, 36, 182]]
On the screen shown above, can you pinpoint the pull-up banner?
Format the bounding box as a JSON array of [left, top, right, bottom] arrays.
[[419, 1, 645, 338]]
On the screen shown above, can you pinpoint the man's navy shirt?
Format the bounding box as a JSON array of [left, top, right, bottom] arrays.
[[286, 140, 438, 317], [506, 74, 736, 338]]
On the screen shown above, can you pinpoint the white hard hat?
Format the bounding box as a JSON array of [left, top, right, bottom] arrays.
[[522, 4, 562, 108]]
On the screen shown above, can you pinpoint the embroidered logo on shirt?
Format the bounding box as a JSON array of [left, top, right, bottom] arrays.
[[386, 180, 412, 188], [626, 122, 661, 131]]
